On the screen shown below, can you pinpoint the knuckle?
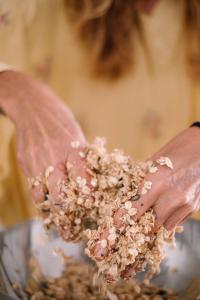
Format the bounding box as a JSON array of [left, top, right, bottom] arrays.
[[156, 216, 164, 226], [165, 221, 175, 231], [174, 193, 187, 207], [185, 202, 193, 212], [160, 173, 172, 187], [154, 210, 164, 225], [153, 201, 167, 217]]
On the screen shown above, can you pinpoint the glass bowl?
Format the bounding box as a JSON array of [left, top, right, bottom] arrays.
[[0, 219, 200, 299]]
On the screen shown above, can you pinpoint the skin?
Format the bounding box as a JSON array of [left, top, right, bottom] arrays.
[[135, 127, 200, 230], [92, 128, 200, 266], [0, 71, 200, 230], [0, 71, 87, 203], [92, 128, 200, 278]]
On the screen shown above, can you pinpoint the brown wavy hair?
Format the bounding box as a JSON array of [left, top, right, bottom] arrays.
[[66, 0, 200, 81]]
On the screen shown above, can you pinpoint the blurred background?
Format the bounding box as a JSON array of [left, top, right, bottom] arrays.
[[0, 0, 199, 227]]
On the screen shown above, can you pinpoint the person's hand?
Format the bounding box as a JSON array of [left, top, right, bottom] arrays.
[[91, 127, 200, 280], [0, 71, 87, 203], [133, 127, 200, 230]]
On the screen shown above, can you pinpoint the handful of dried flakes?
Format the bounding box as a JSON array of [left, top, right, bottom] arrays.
[[31, 137, 179, 283]]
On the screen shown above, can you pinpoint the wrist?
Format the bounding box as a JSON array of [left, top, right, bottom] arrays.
[[0, 71, 35, 124], [188, 126, 200, 147]]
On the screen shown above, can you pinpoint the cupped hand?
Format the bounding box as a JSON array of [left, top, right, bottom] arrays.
[[92, 127, 200, 274], [0, 71, 87, 203], [134, 127, 200, 230]]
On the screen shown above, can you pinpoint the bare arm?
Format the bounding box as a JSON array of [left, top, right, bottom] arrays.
[[0, 70, 87, 202]]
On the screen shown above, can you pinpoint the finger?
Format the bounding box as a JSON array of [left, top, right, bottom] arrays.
[[68, 149, 87, 179], [164, 204, 193, 231], [27, 162, 48, 204], [91, 229, 109, 261], [120, 264, 135, 280], [26, 156, 62, 204], [113, 208, 127, 228], [153, 188, 185, 231], [30, 184, 46, 204], [133, 174, 165, 220], [47, 165, 66, 203], [66, 143, 93, 183], [112, 168, 171, 226], [134, 164, 173, 220], [120, 259, 144, 280], [180, 212, 192, 224]]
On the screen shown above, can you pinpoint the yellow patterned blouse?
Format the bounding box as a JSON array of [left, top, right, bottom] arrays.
[[0, 0, 199, 226]]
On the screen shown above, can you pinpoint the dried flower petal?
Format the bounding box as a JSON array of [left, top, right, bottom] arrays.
[[71, 140, 80, 148], [100, 239, 107, 248], [157, 156, 173, 169], [125, 201, 132, 210], [33, 137, 178, 285]]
